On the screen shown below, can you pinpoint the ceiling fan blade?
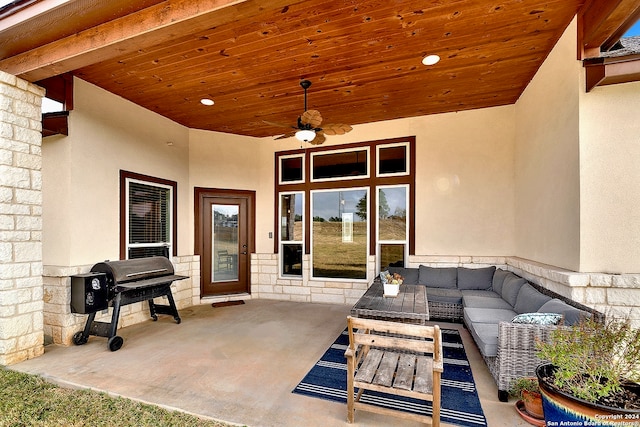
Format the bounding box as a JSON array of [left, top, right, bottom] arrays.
[[274, 131, 297, 140], [263, 120, 296, 129], [309, 131, 326, 145], [301, 109, 323, 128], [320, 123, 353, 135]]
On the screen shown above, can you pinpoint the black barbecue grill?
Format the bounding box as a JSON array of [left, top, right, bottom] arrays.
[[71, 256, 188, 351]]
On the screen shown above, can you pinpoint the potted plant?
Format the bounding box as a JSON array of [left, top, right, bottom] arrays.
[[536, 315, 640, 425], [380, 271, 403, 297], [510, 377, 544, 425]]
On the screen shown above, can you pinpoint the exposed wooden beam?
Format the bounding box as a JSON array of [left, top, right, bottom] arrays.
[[0, 0, 295, 82], [579, 0, 640, 58]]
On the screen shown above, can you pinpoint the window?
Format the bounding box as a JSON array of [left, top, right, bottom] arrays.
[[120, 171, 177, 259], [377, 142, 409, 176], [279, 154, 305, 184], [311, 147, 369, 182], [275, 137, 415, 279], [280, 192, 303, 276], [377, 185, 408, 269], [311, 188, 368, 279]]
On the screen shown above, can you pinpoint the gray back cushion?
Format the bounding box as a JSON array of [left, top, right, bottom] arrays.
[[501, 275, 527, 307], [457, 266, 496, 290], [538, 299, 591, 325], [492, 269, 511, 294], [388, 267, 419, 285], [513, 283, 552, 314], [418, 266, 457, 288]]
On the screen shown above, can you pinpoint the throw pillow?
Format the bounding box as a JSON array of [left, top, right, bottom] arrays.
[[379, 270, 390, 283], [512, 312, 563, 325], [418, 265, 457, 288], [457, 266, 496, 290], [513, 283, 552, 314]]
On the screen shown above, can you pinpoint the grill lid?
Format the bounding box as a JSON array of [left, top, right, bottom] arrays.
[[91, 256, 184, 284]]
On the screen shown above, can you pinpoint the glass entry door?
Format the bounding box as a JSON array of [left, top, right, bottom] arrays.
[[196, 189, 254, 297], [212, 204, 239, 282]]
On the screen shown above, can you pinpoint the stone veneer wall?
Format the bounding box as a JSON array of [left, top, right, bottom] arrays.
[[250, 253, 640, 328], [0, 71, 46, 365], [42, 255, 200, 346]]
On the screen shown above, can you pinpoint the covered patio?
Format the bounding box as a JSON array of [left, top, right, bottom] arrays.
[[10, 299, 529, 426]]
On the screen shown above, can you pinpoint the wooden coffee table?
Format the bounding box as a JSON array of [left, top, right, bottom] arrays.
[[350, 279, 429, 325]]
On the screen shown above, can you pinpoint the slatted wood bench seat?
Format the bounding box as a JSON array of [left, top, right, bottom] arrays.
[[345, 315, 443, 426]]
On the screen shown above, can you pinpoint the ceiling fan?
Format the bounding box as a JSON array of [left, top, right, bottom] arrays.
[[265, 80, 352, 145]]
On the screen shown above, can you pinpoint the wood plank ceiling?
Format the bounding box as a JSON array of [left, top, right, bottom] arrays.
[[0, 0, 597, 138]]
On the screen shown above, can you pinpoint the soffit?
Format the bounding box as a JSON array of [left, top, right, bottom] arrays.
[[0, 0, 593, 138]]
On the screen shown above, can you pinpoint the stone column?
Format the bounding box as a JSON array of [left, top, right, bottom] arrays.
[[0, 71, 45, 365]]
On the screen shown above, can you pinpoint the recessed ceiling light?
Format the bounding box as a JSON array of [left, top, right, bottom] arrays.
[[200, 98, 214, 106], [422, 54, 440, 66]]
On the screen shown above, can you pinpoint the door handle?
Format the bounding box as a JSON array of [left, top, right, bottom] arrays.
[[242, 251, 247, 255]]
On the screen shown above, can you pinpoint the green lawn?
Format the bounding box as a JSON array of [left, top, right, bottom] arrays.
[[0, 367, 240, 427]]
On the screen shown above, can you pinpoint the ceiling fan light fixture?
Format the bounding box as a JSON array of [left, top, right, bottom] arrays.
[[295, 129, 316, 142], [422, 54, 440, 66]]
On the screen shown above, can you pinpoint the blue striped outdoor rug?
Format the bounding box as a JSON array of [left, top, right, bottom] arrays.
[[292, 328, 487, 427]]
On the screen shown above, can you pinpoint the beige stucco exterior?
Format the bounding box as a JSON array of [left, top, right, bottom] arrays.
[[2, 16, 640, 364]]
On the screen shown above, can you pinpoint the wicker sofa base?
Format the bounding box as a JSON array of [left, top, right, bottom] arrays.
[[427, 301, 463, 322]]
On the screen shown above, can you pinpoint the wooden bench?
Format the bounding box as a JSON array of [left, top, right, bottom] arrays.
[[345, 316, 443, 426]]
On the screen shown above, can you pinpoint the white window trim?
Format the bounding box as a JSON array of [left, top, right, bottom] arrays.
[[376, 141, 410, 177], [279, 153, 306, 185], [125, 177, 174, 259], [310, 146, 370, 183], [279, 191, 304, 278], [376, 184, 409, 269], [310, 186, 370, 282]]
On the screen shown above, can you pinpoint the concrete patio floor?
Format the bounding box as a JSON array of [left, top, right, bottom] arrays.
[[11, 299, 530, 427]]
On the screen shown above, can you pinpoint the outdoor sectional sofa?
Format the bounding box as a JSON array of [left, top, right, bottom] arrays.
[[387, 265, 602, 401]]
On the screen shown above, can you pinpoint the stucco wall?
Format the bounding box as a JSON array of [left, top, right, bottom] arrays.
[[191, 107, 516, 258], [579, 79, 640, 273], [513, 19, 582, 271], [188, 129, 273, 254], [42, 79, 191, 266]]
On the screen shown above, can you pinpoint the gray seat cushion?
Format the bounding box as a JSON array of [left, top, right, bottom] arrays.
[[513, 283, 553, 314], [501, 275, 527, 307], [463, 295, 513, 310], [457, 266, 496, 290], [538, 299, 591, 326], [460, 289, 501, 298], [418, 265, 457, 288], [466, 322, 499, 357], [426, 288, 463, 304], [463, 307, 517, 324]]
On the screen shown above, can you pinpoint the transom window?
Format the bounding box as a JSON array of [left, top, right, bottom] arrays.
[[275, 137, 415, 279]]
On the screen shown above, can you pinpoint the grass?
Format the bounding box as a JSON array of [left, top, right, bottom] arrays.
[[0, 367, 240, 427]]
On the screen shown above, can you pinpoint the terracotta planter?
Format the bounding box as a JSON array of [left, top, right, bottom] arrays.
[[521, 389, 544, 420], [536, 364, 640, 426]]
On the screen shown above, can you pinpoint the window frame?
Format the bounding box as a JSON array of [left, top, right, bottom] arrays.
[[279, 191, 304, 277], [310, 146, 370, 183], [376, 184, 409, 269], [278, 153, 306, 184], [310, 186, 370, 281], [376, 141, 410, 177], [274, 136, 416, 276], [120, 170, 178, 259]]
